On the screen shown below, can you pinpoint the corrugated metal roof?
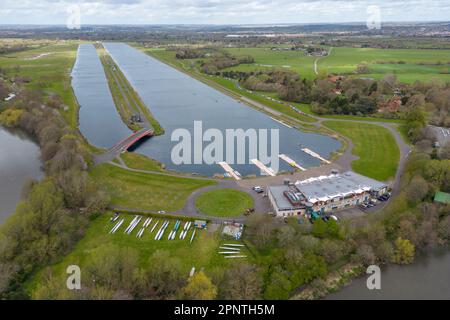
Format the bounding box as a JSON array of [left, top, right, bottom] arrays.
[[295, 171, 386, 201]]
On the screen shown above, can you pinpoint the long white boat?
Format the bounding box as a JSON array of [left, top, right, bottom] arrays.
[[110, 219, 124, 234], [190, 230, 196, 244], [137, 227, 145, 238], [127, 216, 141, 234], [218, 251, 241, 254], [150, 221, 159, 233], [124, 216, 138, 233], [219, 247, 241, 251]]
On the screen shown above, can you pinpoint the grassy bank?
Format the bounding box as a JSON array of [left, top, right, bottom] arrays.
[[97, 44, 163, 135], [324, 121, 400, 181], [120, 152, 165, 172], [91, 163, 216, 212], [195, 189, 254, 217]]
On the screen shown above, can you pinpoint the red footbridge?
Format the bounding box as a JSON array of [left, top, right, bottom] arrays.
[[109, 128, 154, 154]]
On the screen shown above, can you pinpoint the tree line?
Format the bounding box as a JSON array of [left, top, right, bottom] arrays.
[[0, 88, 109, 299]]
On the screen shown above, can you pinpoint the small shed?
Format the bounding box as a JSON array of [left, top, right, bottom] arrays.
[[434, 191, 450, 204]]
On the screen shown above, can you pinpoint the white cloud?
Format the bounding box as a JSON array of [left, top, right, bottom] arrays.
[[0, 0, 448, 24]]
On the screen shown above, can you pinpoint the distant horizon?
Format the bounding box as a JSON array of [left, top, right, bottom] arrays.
[[0, 20, 449, 27], [1, 0, 449, 25]]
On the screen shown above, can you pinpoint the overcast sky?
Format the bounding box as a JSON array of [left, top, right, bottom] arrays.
[[0, 0, 449, 25]]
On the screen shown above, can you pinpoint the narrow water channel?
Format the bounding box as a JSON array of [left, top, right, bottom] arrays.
[[0, 125, 43, 223], [72, 44, 131, 149]]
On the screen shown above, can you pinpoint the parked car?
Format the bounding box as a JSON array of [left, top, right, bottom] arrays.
[[378, 193, 391, 201], [330, 215, 339, 221], [158, 210, 166, 214], [252, 186, 264, 193]]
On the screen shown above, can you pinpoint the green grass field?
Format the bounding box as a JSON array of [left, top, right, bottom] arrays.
[[0, 41, 81, 127], [91, 164, 216, 212], [29, 211, 251, 296], [320, 47, 450, 84], [323, 121, 400, 181], [224, 47, 317, 79], [195, 189, 254, 217], [120, 152, 165, 172], [224, 46, 450, 84]]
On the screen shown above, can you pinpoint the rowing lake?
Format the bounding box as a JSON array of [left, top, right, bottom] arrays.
[[74, 42, 341, 176], [0, 125, 43, 223]]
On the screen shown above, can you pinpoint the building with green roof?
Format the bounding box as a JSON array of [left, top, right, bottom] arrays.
[[434, 191, 450, 204]]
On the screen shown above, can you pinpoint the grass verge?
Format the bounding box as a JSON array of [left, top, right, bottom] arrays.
[[323, 121, 400, 181], [195, 189, 254, 217]]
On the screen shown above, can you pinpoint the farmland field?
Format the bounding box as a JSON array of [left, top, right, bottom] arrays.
[[323, 121, 400, 181], [0, 41, 81, 127], [224, 47, 317, 79], [319, 47, 450, 83], [222, 46, 450, 84]]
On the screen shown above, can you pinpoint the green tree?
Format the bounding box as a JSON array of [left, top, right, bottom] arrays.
[[85, 244, 140, 294], [263, 266, 292, 300], [221, 263, 262, 300], [183, 271, 217, 300], [312, 219, 341, 239], [146, 250, 184, 299], [392, 237, 415, 264]]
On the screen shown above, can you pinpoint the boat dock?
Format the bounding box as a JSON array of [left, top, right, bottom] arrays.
[[301, 148, 331, 164], [279, 154, 306, 171], [270, 117, 292, 129], [218, 162, 241, 180], [250, 159, 276, 176]]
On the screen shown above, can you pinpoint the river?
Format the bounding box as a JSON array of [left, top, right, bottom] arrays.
[[326, 248, 450, 300], [0, 125, 43, 223], [73, 42, 341, 177]]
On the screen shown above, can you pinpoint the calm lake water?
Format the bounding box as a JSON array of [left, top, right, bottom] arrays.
[[0, 125, 43, 223], [326, 249, 450, 300], [72, 42, 341, 176], [72, 44, 131, 149]]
